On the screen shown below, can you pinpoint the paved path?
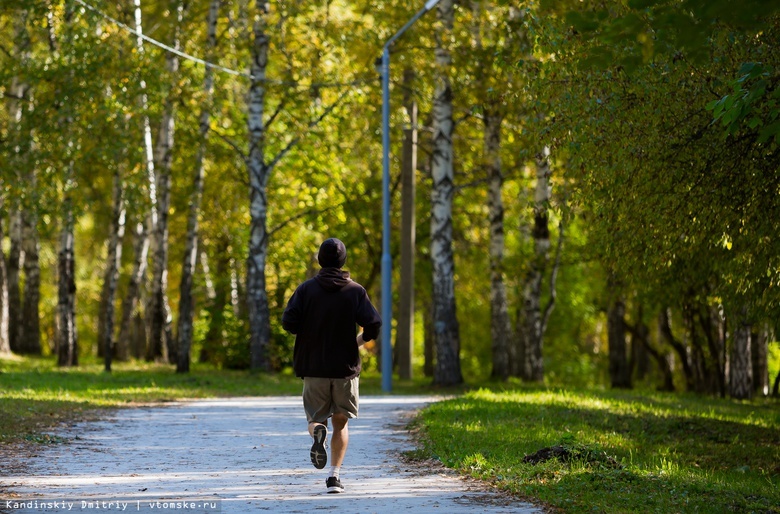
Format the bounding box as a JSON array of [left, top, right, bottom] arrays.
[[3, 396, 541, 514]]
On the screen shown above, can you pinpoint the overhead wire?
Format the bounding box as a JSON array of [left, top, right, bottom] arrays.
[[73, 0, 376, 91]]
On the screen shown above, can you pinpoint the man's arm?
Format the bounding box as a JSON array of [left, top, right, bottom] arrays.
[[281, 289, 302, 334], [356, 290, 382, 342]]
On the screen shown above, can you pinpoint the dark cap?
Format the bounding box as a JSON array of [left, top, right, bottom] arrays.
[[317, 238, 347, 268]]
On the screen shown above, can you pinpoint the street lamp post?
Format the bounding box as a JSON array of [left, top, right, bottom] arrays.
[[380, 0, 440, 393]]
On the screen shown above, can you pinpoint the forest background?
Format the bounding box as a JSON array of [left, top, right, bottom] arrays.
[[1, 0, 780, 399]]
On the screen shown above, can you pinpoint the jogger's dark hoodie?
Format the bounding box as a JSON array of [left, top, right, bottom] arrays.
[[282, 267, 381, 379]]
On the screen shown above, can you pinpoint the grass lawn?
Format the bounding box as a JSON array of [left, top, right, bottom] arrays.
[[0, 355, 433, 445], [410, 386, 780, 513], [4, 355, 779, 512]]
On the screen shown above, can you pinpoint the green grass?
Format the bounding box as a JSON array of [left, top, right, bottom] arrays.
[[5, 355, 779, 512], [0, 355, 436, 445], [411, 386, 780, 513]]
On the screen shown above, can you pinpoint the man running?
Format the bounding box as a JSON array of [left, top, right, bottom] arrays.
[[282, 238, 381, 494]]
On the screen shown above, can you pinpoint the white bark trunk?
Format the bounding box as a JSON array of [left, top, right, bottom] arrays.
[[118, 0, 157, 359], [729, 315, 753, 400], [149, 0, 183, 363], [118, 221, 150, 358], [247, 0, 272, 372], [7, 210, 23, 353], [57, 163, 78, 367], [101, 171, 126, 368], [484, 108, 511, 380], [21, 204, 41, 355], [0, 197, 8, 354], [431, 0, 462, 386], [6, 10, 30, 355], [178, 0, 220, 373], [607, 296, 631, 388], [134, 0, 158, 229], [752, 322, 771, 396], [518, 148, 552, 382]]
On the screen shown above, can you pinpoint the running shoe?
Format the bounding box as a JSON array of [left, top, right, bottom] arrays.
[[326, 476, 344, 493], [310, 424, 328, 469]]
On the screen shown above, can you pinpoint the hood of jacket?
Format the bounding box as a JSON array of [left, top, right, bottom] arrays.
[[314, 267, 351, 291]]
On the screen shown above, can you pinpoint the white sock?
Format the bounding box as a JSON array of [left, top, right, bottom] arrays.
[[329, 466, 340, 479]]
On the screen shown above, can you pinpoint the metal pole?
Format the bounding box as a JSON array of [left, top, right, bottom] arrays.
[[380, 46, 392, 393], [380, 0, 440, 393]]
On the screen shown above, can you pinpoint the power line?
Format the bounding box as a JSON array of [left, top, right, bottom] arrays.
[[74, 0, 256, 81], [73, 0, 376, 90]]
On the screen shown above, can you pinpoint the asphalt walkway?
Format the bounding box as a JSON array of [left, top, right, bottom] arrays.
[[3, 396, 541, 513]]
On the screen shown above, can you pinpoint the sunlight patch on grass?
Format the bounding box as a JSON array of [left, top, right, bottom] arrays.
[[413, 387, 780, 513]]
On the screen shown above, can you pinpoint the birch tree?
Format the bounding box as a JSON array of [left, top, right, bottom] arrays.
[[117, 0, 158, 360], [465, 0, 513, 380], [5, 9, 30, 355], [57, 162, 78, 367], [0, 197, 8, 354], [730, 312, 753, 400], [6, 211, 22, 354], [246, 0, 272, 371], [20, 201, 40, 355], [101, 171, 126, 369], [148, 0, 184, 363], [516, 148, 560, 382], [430, 0, 462, 386], [54, 4, 79, 367], [177, 0, 220, 373], [484, 107, 511, 380]]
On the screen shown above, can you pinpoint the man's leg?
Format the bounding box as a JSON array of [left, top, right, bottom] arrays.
[[309, 420, 328, 469], [308, 419, 328, 438], [330, 413, 349, 467]]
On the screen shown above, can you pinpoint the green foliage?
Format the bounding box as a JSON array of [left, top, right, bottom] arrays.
[[413, 387, 780, 513], [1, 0, 777, 399], [707, 62, 780, 143]]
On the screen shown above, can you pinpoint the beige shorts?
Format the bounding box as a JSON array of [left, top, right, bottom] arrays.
[[302, 376, 359, 423]]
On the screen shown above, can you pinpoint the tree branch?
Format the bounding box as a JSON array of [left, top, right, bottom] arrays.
[[541, 221, 564, 335], [268, 205, 334, 237], [211, 127, 247, 163], [263, 98, 287, 132], [267, 88, 352, 172]]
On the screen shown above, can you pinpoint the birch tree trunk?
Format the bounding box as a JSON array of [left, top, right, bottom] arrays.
[[517, 148, 553, 381], [430, 0, 462, 386], [7, 210, 22, 353], [20, 205, 41, 355], [607, 296, 631, 388], [469, 0, 513, 381], [118, 221, 150, 358], [0, 198, 9, 354], [752, 323, 771, 396], [484, 108, 511, 380], [729, 314, 753, 400], [57, 163, 78, 367], [117, 0, 157, 359], [247, 0, 272, 372], [177, 0, 220, 374], [396, 68, 417, 381], [699, 304, 727, 397], [101, 171, 126, 369], [6, 10, 30, 355], [148, 0, 183, 363]]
